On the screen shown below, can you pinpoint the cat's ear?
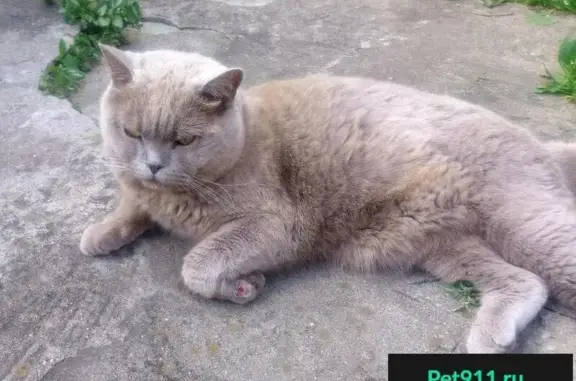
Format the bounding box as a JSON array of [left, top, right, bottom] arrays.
[[199, 68, 243, 109], [99, 43, 133, 87]]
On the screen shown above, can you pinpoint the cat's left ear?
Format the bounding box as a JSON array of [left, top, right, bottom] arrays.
[[199, 68, 243, 109], [99, 43, 134, 87]]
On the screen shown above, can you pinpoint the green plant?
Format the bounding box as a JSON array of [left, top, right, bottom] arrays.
[[484, 1, 576, 103], [484, 0, 576, 13], [39, 0, 142, 98], [444, 281, 481, 312], [516, 0, 576, 13], [538, 35, 576, 102]]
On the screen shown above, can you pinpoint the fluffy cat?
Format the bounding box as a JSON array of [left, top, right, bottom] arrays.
[[81, 44, 576, 354]]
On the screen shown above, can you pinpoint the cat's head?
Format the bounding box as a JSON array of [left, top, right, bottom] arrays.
[[98, 44, 246, 189]]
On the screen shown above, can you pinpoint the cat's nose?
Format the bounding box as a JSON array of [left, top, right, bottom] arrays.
[[147, 163, 164, 174]]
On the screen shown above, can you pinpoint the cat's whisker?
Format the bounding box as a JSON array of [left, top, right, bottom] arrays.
[[169, 175, 233, 215], [183, 176, 236, 215], [175, 179, 213, 206], [97, 156, 123, 162], [102, 163, 129, 172], [102, 164, 128, 171], [193, 177, 234, 206], [98, 159, 125, 166], [96, 157, 133, 173], [194, 176, 271, 190], [97, 157, 127, 166]]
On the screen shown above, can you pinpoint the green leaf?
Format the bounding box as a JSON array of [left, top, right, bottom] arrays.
[[125, 3, 141, 24], [112, 15, 124, 29], [54, 67, 71, 85], [63, 0, 79, 9], [525, 11, 557, 26], [87, 0, 98, 10], [61, 54, 82, 70], [83, 14, 95, 24], [558, 37, 576, 71], [40, 0, 143, 98], [98, 17, 111, 27], [537, 84, 563, 94], [68, 68, 86, 80], [58, 39, 67, 56]]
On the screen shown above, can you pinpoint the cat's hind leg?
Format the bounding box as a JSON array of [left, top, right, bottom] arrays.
[[480, 170, 576, 312], [421, 236, 548, 353], [80, 198, 153, 256]]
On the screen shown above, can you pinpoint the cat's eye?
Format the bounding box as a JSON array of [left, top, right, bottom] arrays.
[[123, 128, 141, 139], [173, 136, 197, 147]]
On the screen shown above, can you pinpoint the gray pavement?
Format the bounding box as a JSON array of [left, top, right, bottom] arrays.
[[2, 0, 576, 380]]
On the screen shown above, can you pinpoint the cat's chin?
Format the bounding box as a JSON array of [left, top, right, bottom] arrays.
[[140, 179, 167, 190]]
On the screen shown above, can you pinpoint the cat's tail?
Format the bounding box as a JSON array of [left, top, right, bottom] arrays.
[[545, 141, 576, 195]]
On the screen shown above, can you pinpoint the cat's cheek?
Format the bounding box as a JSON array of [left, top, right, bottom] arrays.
[[111, 142, 138, 164]]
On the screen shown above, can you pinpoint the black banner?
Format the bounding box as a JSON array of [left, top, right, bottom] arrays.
[[388, 354, 573, 381]]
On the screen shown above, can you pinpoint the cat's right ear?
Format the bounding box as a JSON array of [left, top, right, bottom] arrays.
[[99, 44, 133, 87], [198, 68, 244, 110]]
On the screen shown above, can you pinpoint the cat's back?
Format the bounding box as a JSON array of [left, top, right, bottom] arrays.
[[244, 74, 553, 215], [246, 74, 432, 155], [245, 75, 470, 173], [246, 74, 543, 176], [247, 74, 513, 138]]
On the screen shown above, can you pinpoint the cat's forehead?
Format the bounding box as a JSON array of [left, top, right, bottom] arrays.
[[106, 80, 214, 139], [111, 70, 201, 108], [134, 50, 229, 84], [128, 65, 228, 107]]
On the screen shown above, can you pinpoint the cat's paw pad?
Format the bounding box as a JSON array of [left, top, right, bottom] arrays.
[[226, 272, 266, 305]]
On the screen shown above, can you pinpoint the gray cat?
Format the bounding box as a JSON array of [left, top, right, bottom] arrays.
[[81, 44, 576, 354]]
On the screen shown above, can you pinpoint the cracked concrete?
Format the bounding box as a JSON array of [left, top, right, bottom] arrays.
[[2, 0, 576, 380]]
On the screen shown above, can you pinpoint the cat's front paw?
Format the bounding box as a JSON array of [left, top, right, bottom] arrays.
[[182, 264, 266, 304], [80, 222, 129, 256], [465, 321, 517, 354], [223, 272, 266, 305]]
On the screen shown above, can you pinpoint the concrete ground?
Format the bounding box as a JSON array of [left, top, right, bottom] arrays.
[[2, 0, 576, 380]]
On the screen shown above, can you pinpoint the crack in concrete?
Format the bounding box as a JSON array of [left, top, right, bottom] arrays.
[[391, 289, 424, 304], [141, 16, 233, 40]]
